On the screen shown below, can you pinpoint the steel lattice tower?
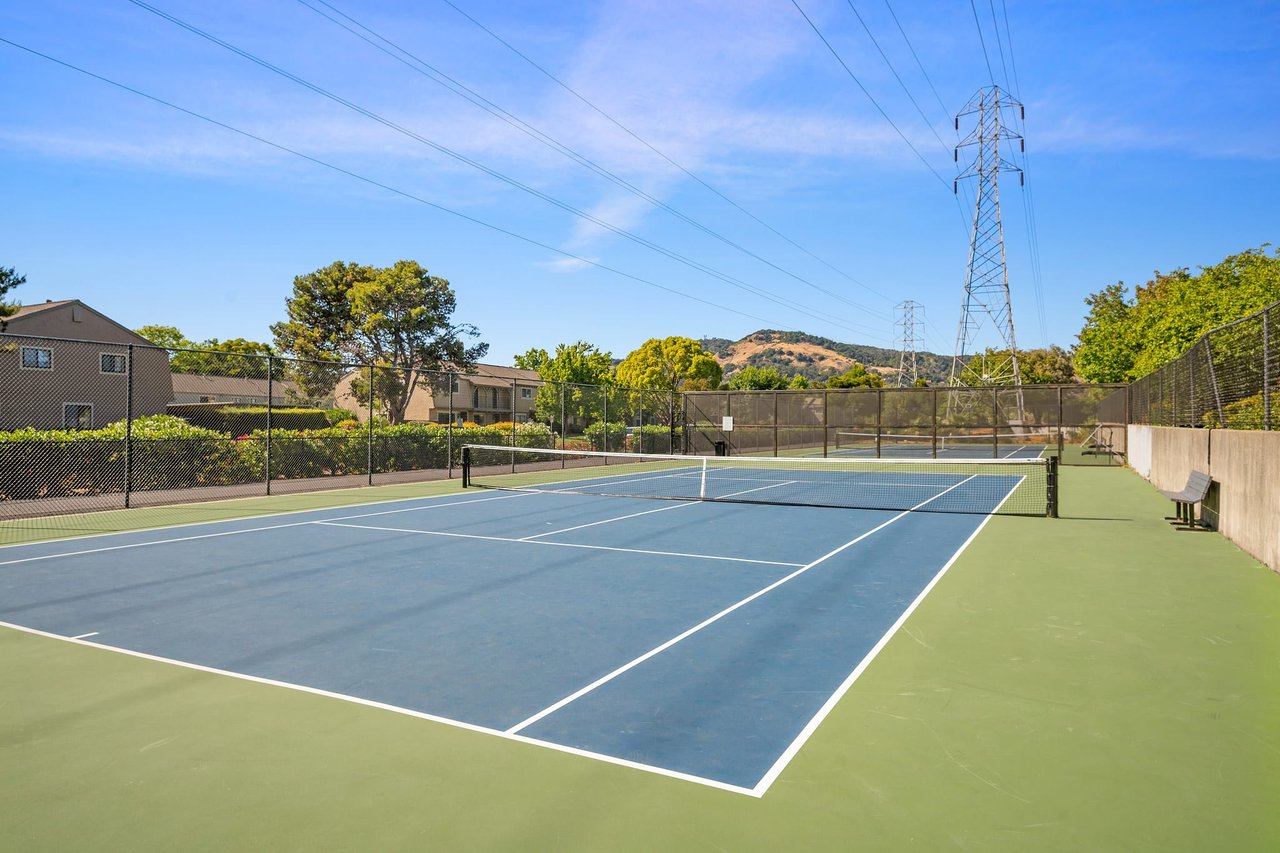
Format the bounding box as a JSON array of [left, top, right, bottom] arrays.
[[894, 300, 924, 387], [949, 86, 1025, 400]]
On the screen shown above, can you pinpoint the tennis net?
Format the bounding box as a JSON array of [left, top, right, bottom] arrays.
[[462, 444, 1058, 517]]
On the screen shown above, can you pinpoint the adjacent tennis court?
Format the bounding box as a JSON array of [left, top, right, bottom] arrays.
[[0, 448, 1041, 794]]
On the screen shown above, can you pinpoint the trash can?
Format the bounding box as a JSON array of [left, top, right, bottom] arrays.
[[713, 440, 727, 457]]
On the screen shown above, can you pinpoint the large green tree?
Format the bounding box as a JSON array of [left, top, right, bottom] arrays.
[[134, 325, 275, 379], [514, 341, 615, 427], [272, 260, 487, 423], [615, 336, 722, 391], [825, 361, 885, 389], [726, 365, 790, 390], [1073, 245, 1280, 382], [1, 265, 27, 331]]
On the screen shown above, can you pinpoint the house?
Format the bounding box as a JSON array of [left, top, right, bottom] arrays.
[[0, 300, 173, 430], [332, 363, 542, 425], [169, 373, 303, 406]]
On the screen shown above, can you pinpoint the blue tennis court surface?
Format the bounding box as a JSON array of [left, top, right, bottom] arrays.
[[0, 470, 1017, 795]]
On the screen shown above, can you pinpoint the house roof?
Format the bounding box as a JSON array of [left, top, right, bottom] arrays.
[[171, 374, 300, 398], [5, 299, 159, 347]]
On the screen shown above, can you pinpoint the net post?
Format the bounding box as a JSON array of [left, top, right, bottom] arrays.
[[699, 455, 708, 499], [1047, 454, 1059, 518], [461, 445, 471, 487]]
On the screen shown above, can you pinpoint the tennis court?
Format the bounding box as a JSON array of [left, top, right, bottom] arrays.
[[0, 448, 1047, 794]]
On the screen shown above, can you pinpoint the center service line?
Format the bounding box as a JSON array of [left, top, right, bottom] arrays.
[[504, 475, 977, 735]]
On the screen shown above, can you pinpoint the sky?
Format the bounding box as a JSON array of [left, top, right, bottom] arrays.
[[2, 0, 1278, 364]]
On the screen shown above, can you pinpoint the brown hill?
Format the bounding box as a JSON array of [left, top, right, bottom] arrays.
[[701, 330, 950, 384]]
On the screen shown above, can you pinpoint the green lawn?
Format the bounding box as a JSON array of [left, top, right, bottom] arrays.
[[2, 467, 1277, 850]]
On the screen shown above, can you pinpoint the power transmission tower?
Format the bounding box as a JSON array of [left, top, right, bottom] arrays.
[[949, 86, 1025, 418], [894, 300, 924, 387]]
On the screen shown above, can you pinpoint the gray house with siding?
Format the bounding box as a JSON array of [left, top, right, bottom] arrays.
[[0, 300, 173, 430]]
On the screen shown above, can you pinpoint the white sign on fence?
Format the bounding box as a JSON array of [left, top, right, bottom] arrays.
[[722, 416, 734, 432]]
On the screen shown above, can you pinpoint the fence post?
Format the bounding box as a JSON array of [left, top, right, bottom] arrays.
[[367, 367, 374, 486], [266, 354, 273, 495], [1265, 309, 1272, 430], [125, 344, 133, 509], [773, 391, 779, 457], [875, 389, 883, 458], [560, 383, 567, 453], [931, 387, 939, 458], [1203, 337, 1226, 428], [447, 372, 455, 477], [510, 380, 517, 448], [1056, 385, 1064, 459], [992, 387, 999, 458], [822, 390, 829, 458]]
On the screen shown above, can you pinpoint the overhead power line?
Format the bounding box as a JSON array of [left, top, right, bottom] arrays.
[[124, 0, 888, 339], [0, 37, 807, 334], [295, 0, 888, 323], [436, 0, 896, 307]]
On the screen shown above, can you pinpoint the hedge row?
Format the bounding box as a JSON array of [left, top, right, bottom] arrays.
[[0, 416, 556, 501]]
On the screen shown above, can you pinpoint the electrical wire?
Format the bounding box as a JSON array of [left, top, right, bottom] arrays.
[[436, 0, 896, 307], [125, 0, 889, 338]]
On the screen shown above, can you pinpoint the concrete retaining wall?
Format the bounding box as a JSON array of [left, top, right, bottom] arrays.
[[1210, 431, 1280, 573], [1128, 425, 1279, 572]]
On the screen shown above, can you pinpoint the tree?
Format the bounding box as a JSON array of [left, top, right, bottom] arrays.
[[1, 265, 27, 331], [825, 362, 885, 389], [1072, 245, 1280, 382], [615, 336, 722, 391], [134, 324, 193, 351], [272, 260, 487, 424], [135, 326, 275, 379], [1072, 282, 1136, 383], [514, 341, 615, 428], [976, 345, 1075, 384], [726, 365, 790, 390], [789, 374, 811, 390]]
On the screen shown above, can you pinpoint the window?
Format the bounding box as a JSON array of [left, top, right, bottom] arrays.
[[100, 353, 127, 374], [63, 404, 92, 430], [520, 387, 533, 399], [21, 346, 53, 370]]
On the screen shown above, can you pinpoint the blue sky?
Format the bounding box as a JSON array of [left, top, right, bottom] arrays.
[[3, 0, 1277, 363]]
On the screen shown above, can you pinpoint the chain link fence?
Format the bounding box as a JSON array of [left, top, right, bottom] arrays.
[[1120, 299, 1276, 430], [0, 333, 677, 529], [683, 384, 1127, 464]]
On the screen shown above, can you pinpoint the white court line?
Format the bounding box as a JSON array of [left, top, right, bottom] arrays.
[[517, 479, 799, 541], [503, 474, 978, 736], [314, 521, 804, 568], [750, 471, 1026, 796], [71, 631, 99, 640], [0, 620, 758, 798], [0, 479, 527, 553], [0, 492, 534, 568]]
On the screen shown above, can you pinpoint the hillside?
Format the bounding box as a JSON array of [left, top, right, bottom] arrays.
[[701, 330, 952, 384]]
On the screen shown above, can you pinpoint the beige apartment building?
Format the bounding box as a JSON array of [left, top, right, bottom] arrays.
[[332, 363, 541, 425], [0, 300, 173, 430]]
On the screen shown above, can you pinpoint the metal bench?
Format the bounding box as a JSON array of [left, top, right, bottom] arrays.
[[1160, 470, 1213, 529]]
